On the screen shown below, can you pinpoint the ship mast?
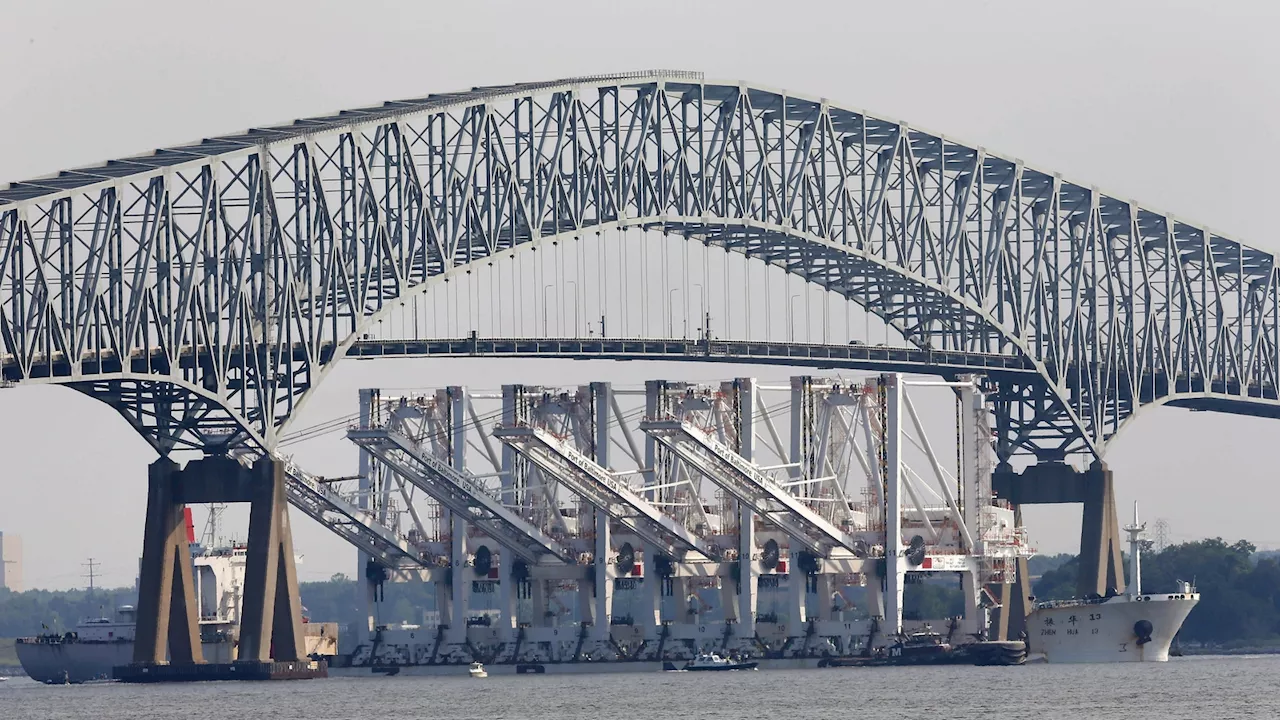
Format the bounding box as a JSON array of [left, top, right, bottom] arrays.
[[1123, 501, 1146, 599]]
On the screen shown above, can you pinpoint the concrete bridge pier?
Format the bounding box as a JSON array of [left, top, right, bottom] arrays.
[[237, 457, 307, 662], [133, 455, 306, 665], [986, 552, 1032, 643], [990, 461, 1126, 640], [133, 458, 204, 665]]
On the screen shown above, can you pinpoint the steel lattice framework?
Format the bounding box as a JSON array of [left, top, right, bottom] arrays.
[[3, 69, 1277, 460]]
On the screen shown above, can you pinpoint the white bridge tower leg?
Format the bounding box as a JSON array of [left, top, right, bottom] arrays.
[[786, 378, 808, 637], [448, 386, 471, 646], [884, 374, 905, 640], [640, 381, 665, 640], [591, 382, 614, 644], [356, 388, 378, 639], [735, 378, 758, 644]]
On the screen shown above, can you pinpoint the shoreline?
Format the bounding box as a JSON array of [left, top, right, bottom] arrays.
[[1179, 647, 1280, 656]]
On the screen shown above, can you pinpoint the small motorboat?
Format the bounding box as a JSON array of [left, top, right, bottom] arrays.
[[681, 652, 758, 672], [468, 662, 488, 678]]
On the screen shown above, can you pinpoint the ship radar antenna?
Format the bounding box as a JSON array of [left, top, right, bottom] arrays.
[[1123, 501, 1147, 599]]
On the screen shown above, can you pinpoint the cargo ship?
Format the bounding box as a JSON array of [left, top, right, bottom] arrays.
[[1026, 504, 1198, 663], [16, 512, 337, 683], [15, 544, 244, 684]]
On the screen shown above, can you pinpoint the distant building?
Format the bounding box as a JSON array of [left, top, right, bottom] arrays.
[[0, 532, 22, 592]]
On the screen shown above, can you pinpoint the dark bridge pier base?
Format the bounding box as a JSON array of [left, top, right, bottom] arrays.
[[992, 461, 1126, 626], [237, 457, 306, 663], [129, 455, 305, 668], [133, 458, 204, 665], [1077, 465, 1126, 598]]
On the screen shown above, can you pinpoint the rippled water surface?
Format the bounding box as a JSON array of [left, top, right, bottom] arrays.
[[3, 655, 1274, 719]]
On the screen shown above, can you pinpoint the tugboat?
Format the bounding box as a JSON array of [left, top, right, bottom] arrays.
[[883, 631, 953, 663], [676, 652, 759, 672], [818, 625, 1026, 668]]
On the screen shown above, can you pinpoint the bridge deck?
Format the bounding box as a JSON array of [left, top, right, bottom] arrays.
[[349, 337, 1036, 378]]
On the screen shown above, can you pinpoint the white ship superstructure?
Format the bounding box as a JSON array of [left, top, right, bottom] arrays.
[[1027, 504, 1198, 663]]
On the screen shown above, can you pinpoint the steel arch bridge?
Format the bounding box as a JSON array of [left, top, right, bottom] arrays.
[[3, 69, 1278, 463]]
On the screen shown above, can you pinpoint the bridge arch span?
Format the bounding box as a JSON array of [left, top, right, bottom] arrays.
[[1, 70, 1275, 461], [328, 220, 1090, 460]]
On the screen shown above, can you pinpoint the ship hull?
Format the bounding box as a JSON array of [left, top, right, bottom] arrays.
[[1026, 593, 1198, 663], [15, 641, 235, 684]]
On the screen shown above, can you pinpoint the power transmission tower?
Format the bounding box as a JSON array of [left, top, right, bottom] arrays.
[[1153, 519, 1170, 552], [83, 558, 99, 594]]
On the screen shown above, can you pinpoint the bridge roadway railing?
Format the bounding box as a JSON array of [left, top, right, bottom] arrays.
[[639, 417, 860, 558], [0, 338, 1038, 381], [346, 426, 575, 564], [345, 337, 1037, 378], [492, 423, 718, 561]]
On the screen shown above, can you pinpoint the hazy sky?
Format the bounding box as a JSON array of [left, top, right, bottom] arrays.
[[2, 0, 1279, 589]]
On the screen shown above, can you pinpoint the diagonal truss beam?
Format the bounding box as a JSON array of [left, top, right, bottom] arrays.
[[639, 417, 858, 557], [492, 424, 718, 560], [3, 69, 1278, 465]]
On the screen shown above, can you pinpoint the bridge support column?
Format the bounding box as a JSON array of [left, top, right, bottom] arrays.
[[987, 551, 1031, 642], [133, 458, 203, 665], [237, 457, 306, 663], [1078, 464, 1125, 598], [991, 461, 1125, 640]]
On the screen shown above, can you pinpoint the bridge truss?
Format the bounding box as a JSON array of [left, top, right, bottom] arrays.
[[2, 69, 1278, 464]]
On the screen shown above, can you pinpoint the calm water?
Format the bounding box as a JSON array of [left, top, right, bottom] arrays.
[[2, 655, 1274, 719]]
